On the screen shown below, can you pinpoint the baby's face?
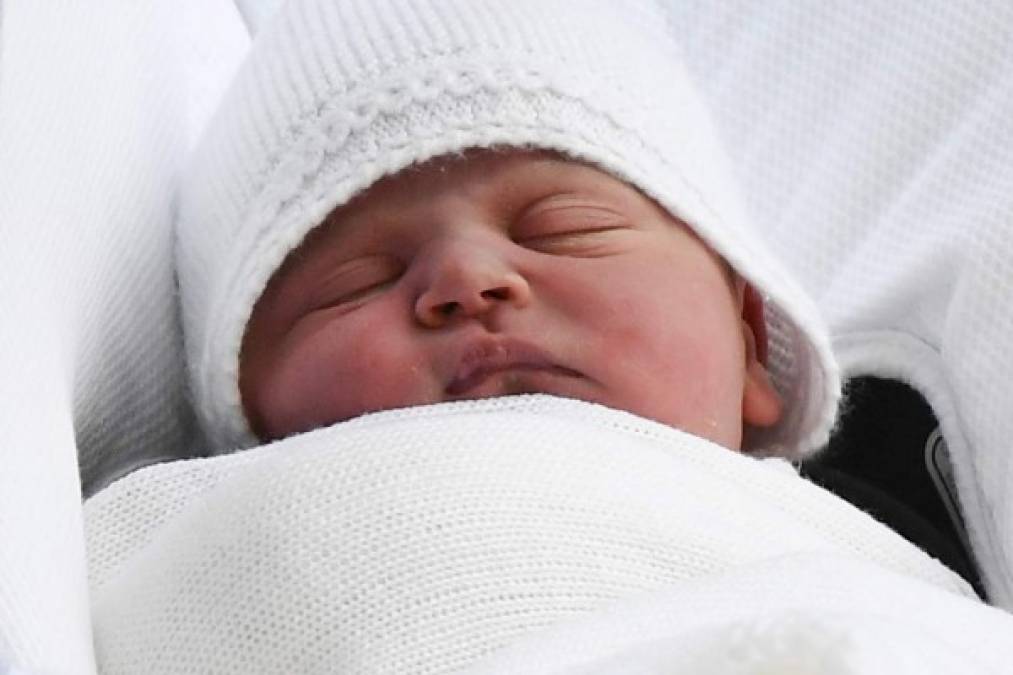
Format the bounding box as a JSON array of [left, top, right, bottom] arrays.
[[241, 150, 781, 449]]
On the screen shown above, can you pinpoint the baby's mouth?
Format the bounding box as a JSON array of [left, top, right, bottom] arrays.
[[444, 338, 583, 397]]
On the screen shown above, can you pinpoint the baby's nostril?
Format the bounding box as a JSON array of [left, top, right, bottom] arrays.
[[438, 301, 459, 316], [482, 287, 510, 301]]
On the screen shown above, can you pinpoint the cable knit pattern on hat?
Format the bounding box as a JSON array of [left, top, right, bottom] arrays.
[[176, 0, 840, 455]]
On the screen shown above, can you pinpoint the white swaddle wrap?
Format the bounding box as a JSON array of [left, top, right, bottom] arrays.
[[85, 396, 982, 674], [470, 554, 1013, 675]]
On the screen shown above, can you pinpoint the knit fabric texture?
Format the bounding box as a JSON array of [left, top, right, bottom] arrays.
[[175, 0, 841, 456], [0, 2, 249, 671], [664, 0, 1013, 607], [469, 554, 1013, 675], [84, 396, 975, 674]]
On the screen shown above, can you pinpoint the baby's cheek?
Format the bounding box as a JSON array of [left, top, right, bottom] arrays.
[[348, 335, 415, 405], [259, 345, 350, 436], [327, 318, 440, 417], [252, 324, 375, 435]]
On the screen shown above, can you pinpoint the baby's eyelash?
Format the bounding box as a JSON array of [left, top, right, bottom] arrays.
[[329, 278, 397, 307], [515, 224, 630, 257], [306, 257, 403, 313], [518, 223, 626, 239], [513, 202, 629, 237]]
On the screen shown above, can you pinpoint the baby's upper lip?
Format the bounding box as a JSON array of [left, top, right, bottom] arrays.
[[444, 337, 580, 396]]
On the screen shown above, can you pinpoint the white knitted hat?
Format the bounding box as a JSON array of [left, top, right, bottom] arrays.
[[176, 0, 841, 455]]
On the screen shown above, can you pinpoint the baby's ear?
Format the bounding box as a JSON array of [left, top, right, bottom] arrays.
[[740, 283, 783, 428]]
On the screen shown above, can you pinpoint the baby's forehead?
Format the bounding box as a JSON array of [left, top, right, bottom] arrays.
[[346, 149, 621, 207], [274, 147, 725, 284], [268, 148, 735, 304], [312, 148, 676, 240], [265, 147, 717, 295]]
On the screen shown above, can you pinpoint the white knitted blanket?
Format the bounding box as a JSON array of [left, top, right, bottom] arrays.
[[85, 396, 986, 674], [470, 554, 1013, 675]]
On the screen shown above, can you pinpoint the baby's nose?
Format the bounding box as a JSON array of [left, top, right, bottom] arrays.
[[413, 243, 531, 328]]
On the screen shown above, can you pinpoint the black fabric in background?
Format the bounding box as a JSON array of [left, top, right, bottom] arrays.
[[797, 376, 986, 599]]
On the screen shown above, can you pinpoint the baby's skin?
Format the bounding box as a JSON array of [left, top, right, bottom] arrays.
[[240, 149, 782, 449]]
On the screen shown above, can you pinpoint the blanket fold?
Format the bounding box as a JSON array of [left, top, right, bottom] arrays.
[[86, 396, 976, 674]]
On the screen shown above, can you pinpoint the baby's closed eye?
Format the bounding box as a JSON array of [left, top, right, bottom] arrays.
[[513, 200, 633, 256], [306, 255, 402, 313]]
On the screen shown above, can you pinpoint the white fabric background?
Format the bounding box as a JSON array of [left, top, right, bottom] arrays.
[[2, 1, 1012, 673], [664, 0, 1013, 606], [0, 3, 247, 673]]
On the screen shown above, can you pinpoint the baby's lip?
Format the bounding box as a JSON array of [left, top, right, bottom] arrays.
[[444, 338, 582, 397]]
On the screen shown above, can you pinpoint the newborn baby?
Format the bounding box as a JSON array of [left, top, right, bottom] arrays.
[[176, 0, 839, 458], [240, 149, 783, 450], [111, 2, 964, 671]]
